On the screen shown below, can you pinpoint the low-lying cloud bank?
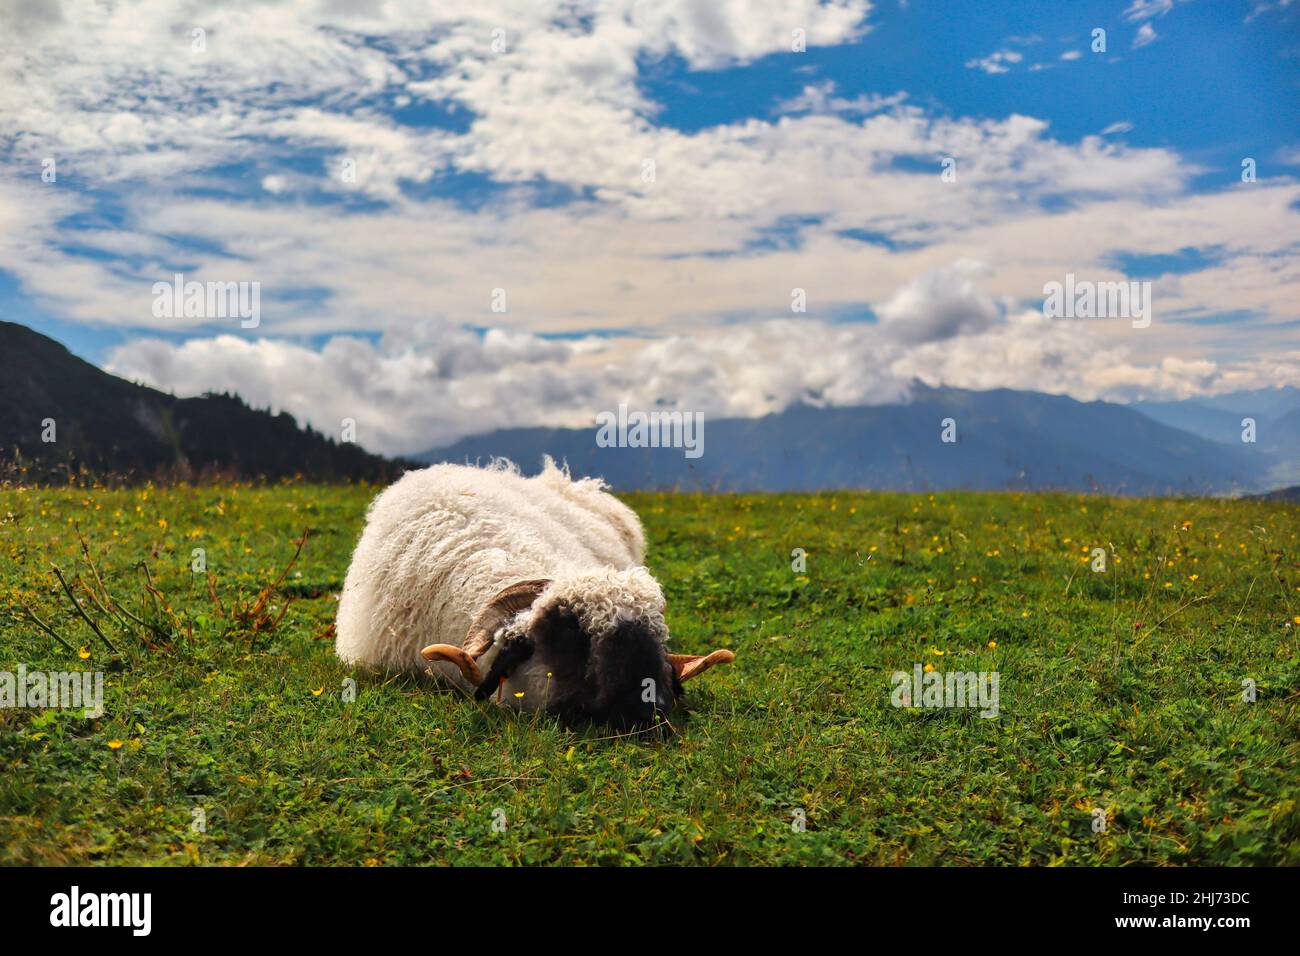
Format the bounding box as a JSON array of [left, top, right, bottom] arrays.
[[105, 266, 1300, 456]]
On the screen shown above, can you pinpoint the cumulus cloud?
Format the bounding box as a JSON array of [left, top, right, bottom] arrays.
[[965, 49, 1024, 74], [875, 263, 999, 343], [104, 320, 601, 454], [0, 2, 870, 194], [773, 81, 908, 116], [1133, 23, 1160, 47], [0, 92, 1216, 337], [103, 276, 1300, 456], [0, 0, 1222, 328]]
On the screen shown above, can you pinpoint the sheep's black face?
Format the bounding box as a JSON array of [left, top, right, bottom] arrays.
[[528, 608, 678, 732]]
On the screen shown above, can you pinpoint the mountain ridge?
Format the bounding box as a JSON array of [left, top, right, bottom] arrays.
[[0, 320, 402, 482], [419, 386, 1271, 495]]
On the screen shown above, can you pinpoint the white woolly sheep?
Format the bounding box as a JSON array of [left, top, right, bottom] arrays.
[[335, 458, 733, 728]]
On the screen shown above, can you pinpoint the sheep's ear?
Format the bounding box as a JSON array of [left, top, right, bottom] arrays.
[[669, 649, 735, 682], [421, 644, 483, 686]]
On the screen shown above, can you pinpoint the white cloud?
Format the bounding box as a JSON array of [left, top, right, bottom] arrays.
[[774, 81, 907, 116], [1133, 22, 1160, 47], [103, 295, 1300, 457], [875, 263, 998, 343], [1123, 0, 1175, 22], [0, 1, 873, 194], [1247, 0, 1298, 22], [965, 49, 1024, 74], [0, 93, 1208, 336]]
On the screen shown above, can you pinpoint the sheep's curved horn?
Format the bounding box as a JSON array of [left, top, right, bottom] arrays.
[[461, 578, 552, 660], [420, 644, 483, 685], [669, 649, 735, 682], [423, 580, 551, 688]]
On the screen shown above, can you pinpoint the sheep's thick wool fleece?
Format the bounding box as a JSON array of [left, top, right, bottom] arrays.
[[335, 459, 664, 691]]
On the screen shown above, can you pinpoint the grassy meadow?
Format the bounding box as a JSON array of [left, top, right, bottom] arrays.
[[0, 482, 1297, 865]]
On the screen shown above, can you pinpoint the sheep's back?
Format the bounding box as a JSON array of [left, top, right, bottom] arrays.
[[527, 457, 645, 567], [335, 461, 646, 677]]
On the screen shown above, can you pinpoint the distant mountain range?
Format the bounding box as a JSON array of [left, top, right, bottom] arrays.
[[421, 386, 1290, 496], [1249, 484, 1300, 502], [2, 321, 1294, 495], [0, 321, 400, 482], [1134, 386, 1300, 440], [1132, 387, 1300, 488]]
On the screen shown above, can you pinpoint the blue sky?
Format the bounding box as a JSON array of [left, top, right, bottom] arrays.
[[650, 0, 1296, 155], [0, 0, 1297, 454]]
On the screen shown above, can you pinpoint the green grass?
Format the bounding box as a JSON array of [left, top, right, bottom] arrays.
[[1, 483, 1297, 865]]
